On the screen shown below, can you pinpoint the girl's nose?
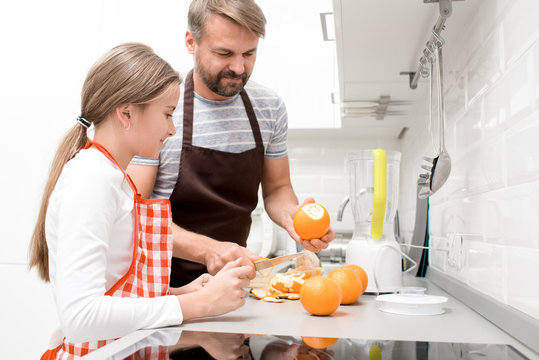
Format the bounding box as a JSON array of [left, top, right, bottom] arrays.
[[167, 118, 176, 137]]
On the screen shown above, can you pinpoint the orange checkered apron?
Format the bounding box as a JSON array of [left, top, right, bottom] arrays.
[[41, 141, 173, 360]]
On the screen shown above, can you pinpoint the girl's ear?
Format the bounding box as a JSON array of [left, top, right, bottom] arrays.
[[115, 104, 132, 129]]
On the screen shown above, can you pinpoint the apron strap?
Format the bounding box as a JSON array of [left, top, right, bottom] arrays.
[[40, 345, 61, 360], [84, 140, 140, 195], [182, 70, 195, 146], [239, 90, 263, 150]]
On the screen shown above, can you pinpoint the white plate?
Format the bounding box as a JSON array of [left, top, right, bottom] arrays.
[[376, 293, 448, 316]]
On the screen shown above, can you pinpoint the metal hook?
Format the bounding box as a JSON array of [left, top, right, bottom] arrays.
[[429, 40, 438, 53], [424, 47, 436, 64], [419, 57, 430, 78], [432, 28, 445, 48]]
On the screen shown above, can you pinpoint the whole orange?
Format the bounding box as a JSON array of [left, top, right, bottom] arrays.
[[301, 336, 338, 349], [293, 203, 330, 240], [328, 267, 363, 304], [299, 276, 342, 316], [342, 264, 368, 294]]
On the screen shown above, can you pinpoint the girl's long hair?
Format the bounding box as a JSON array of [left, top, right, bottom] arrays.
[[29, 43, 181, 281]]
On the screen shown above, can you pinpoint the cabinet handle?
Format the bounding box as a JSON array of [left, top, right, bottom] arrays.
[[320, 12, 334, 41]]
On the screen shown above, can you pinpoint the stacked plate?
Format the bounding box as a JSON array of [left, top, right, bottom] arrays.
[[376, 287, 448, 316]]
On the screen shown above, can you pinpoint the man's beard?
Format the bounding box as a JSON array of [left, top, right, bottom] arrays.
[[195, 59, 249, 97]]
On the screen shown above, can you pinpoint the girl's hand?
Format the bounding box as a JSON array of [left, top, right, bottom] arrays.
[[201, 258, 252, 317], [170, 273, 212, 295]]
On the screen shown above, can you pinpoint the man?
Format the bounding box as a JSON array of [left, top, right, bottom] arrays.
[[128, 0, 335, 287]]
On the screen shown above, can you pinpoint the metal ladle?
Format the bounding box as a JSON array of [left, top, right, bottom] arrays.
[[418, 32, 451, 199]]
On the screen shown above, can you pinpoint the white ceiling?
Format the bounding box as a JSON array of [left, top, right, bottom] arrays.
[[328, 0, 482, 139]]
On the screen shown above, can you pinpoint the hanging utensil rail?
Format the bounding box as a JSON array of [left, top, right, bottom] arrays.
[[407, 0, 463, 90]]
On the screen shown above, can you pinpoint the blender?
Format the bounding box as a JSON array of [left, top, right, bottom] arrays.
[[345, 149, 402, 293]]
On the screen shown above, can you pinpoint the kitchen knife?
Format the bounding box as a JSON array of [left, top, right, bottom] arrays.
[[254, 253, 302, 271]]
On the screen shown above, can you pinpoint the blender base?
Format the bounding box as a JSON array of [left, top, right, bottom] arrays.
[[346, 237, 402, 293]]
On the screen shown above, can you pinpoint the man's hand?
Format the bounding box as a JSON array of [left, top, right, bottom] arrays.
[[283, 197, 336, 253], [204, 242, 258, 279]]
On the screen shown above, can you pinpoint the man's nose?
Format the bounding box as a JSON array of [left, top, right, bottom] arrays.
[[228, 55, 245, 75]]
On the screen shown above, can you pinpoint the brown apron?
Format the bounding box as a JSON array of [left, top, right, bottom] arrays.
[[169, 70, 264, 287]]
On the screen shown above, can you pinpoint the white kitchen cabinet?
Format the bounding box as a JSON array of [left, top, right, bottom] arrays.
[[253, 0, 340, 129]]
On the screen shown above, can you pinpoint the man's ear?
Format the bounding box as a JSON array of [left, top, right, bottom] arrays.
[[115, 104, 132, 129], [185, 30, 196, 55]]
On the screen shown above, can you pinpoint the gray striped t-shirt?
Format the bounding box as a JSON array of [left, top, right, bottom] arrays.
[[131, 79, 288, 199]]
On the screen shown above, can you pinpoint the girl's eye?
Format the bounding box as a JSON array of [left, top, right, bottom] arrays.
[[166, 114, 173, 118]]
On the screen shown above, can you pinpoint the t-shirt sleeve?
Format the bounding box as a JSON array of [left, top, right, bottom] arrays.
[[130, 155, 160, 166], [52, 163, 181, 344], [265, 97, 288, 159]]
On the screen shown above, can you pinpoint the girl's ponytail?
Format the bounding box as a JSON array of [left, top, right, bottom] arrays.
[[29, 124, 88, 281]]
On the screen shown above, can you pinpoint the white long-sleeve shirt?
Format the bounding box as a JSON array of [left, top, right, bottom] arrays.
[[45, 147, 182, 345]]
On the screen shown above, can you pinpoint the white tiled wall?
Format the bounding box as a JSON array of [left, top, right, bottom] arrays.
[[400, 0, 539, 320]]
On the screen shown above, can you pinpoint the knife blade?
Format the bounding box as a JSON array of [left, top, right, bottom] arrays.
[[254, 253, 303, 271]]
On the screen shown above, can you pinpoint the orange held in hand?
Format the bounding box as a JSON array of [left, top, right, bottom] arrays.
[[342, 264, 368, 293], [299, 276, 342, 316], [328, 267, 363, 304], [293, 203, 330, 240]]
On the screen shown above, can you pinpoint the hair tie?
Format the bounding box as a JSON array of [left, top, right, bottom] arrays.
[[77, 116, 91, 129]]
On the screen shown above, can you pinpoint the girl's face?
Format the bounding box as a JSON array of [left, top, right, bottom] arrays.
[[133, 86, 180, 159]]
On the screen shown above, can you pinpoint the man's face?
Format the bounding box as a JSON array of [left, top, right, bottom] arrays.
[[187, 14, 259, 100]]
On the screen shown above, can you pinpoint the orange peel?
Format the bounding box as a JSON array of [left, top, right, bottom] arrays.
[[250, 287, 270, 300], [250, 253, 323, 304], [263, 296, 285, 303]]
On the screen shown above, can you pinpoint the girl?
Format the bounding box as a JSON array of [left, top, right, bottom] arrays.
[[29, 43, 252, 359]]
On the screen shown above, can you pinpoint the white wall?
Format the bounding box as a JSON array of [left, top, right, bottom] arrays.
[[0, 2, 193, 357], [0, 0, 193, 265], [400, 0, 539, 320]]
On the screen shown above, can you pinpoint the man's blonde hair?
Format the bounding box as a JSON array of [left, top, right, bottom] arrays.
[[188, 0, 266, 41]]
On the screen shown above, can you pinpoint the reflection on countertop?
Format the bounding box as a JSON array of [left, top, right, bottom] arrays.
[[84, 275, 539, 360], [88, 328, 531, 360]]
